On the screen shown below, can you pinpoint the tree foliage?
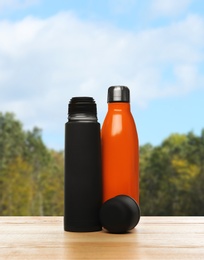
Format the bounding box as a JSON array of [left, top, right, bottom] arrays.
[[0, 112, 203, 216], [140, 132, 204, 216], [0, 112, 63, 216]]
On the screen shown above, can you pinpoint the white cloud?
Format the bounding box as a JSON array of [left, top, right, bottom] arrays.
[[0, 12, 204, 149], [150, 0, 192, 17]]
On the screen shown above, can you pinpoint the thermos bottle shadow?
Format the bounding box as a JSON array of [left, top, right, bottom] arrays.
[[64, 97, 102, 232]]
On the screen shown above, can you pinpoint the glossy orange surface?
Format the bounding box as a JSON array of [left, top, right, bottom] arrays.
[[101, 103, 139, 204]]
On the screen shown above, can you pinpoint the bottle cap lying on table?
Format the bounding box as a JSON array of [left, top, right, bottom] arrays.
[[100, 195, 140, 234]]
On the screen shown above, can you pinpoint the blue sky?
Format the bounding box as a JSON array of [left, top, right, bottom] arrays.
[[0, 0, 204, 150]]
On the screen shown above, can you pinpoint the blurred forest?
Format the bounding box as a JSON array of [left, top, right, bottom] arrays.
[[0, 112, 204, 216]]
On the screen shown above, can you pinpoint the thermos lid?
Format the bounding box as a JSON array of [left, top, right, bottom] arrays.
[[100, 195, 140, 233], [107, 86, 130, 103]]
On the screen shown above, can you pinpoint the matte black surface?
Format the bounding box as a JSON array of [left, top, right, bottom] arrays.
[[100, 195, 140, 234], [108, 86, 130, 103], [64, 97, 102, 232]]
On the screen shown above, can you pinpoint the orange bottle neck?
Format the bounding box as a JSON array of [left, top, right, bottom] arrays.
[[107, 102, 130, 112]]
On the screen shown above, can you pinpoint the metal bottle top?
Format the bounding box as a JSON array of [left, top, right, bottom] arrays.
[[107, 86, 130, 103]]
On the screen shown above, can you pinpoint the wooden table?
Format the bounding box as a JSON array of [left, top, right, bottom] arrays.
[[0, 217, 204, 259]]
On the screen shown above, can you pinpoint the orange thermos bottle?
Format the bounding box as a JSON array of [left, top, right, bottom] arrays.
[[101, 86, 139, 204]]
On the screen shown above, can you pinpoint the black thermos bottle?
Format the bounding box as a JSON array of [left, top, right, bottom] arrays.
[[64, 97, 102, 232]]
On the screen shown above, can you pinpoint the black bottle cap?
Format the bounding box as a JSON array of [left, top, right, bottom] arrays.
[[107, 86, 130, 103], [100, 195, 140, 234]]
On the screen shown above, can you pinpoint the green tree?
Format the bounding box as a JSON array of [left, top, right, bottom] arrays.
[[23, 127, 51, 215], [140, 131, 204, 216], [41, 150, 64, 216], [1, 156, 33, 215], [1, 111, 203, 216], [0, 112, 26, 214], [0, 112, 64, 216], [183, 130, 204, 215], [0, 112, 25, 173]]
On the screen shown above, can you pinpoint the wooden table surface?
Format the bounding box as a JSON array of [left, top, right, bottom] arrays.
[[0, 217, 204, 259]]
